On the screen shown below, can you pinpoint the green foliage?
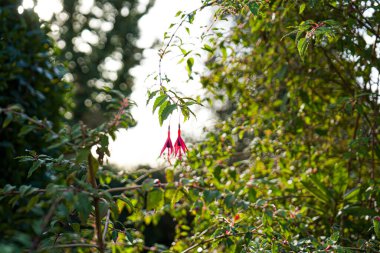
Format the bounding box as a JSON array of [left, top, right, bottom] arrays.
[[147, 88, 200, 125], [56, 0, 154, 126], [176, 0, 380, 251], [0, 1, 73, 186], [1, 0, 380, 252]]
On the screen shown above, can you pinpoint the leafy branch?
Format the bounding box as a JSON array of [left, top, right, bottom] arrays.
[[182, 224, 264, 253]]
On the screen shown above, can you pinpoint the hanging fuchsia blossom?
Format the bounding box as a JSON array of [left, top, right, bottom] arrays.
[[174, 124, 188, 160], [160, 126, 174, 163]]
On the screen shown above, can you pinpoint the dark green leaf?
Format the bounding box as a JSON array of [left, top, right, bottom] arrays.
[[159, 103, 177, 126], [248, 2, 259, 15], [112, 230, 118, 243], [27, 160, 43, 178], [2, 112, 13, 128]]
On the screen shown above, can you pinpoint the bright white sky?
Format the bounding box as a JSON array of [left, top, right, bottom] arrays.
[[20, 0, 218, 171], [110, 0, 217, 170]]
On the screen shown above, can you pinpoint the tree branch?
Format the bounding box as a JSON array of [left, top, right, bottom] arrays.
[[88, 154, 104, 253], [36, 243, 99, 252], [30, 197, 63, 252]]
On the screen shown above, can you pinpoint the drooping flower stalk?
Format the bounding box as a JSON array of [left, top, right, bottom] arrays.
[[174, 124, 188, 160], [160, 126, 174, 164]]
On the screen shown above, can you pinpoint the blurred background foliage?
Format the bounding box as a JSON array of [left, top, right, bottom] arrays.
[[54, 0, 153, 126], [0, 0, 379, 252]]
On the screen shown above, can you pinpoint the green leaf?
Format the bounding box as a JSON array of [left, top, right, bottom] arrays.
[[112, 230, 118, 243], [76, 148, 90, 163], [299, 3, 306, 14], [186, 57, 194, 76], [18, 125, 35, 137], [98, 200, 109, 219], [220, 45, 227, 60], [188, 12, 195, 24], [343, 187, 360, 202], [88, 154, 99, 175], [297, 37, 309, 60], [202, 44, 214, 53], [118, 196, 134, 213], [330, 231, 339, 243], [181, 107, 190, 121], [142, 179, 155, 191], [19, 185, 32, 197], [175, 11, 182, 17], [171, 189, 184, 207], [27, 160, 43, 178], [125, 230, 134, 243], [2, 112, 13, 128], [158, 100, 170, 124], [248, 2, 259, 16], [374, 218, 380, 238], [342, 206, 377, 216], [76, 192, 92, 223], [166, 168, 174, 183], [147, 189, 164, 210], [301, 180, 329, 204], [152, 94, 168, 113], [203, 190, 221, 203], [147, 90, 160, 105], [159, 103, 177, 126]]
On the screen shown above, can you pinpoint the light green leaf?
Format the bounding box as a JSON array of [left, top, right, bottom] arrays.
[[202, 44, 214, 53], [152, 94, 168, 113], [374, 218, 380, 238], [147, 189, 164, 210], [186, 57, 194, 76], [299, 3, 306, 14], [297, 37, 309, 60], [175, 11, 182, 17], [118, 196, 134, 213]]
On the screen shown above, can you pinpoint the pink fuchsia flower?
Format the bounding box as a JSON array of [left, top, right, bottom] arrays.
[[160, 126, 174, 163], [174, 124, 188, 160]]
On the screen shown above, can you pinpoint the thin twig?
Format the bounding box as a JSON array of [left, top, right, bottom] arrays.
[[181, 224, 263, 253], [30, 197, 63, 252], [36, 243, 99, 252], [133, 166, 168, 183], [157, 0, 217, 106], [102, 209, 111, 244], [348, 111, 361, 175], [104, 183, 208, 194]]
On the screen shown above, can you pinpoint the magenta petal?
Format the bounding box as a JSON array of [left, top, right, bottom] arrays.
[[179, 137, 188, 153], [174, 136, 188, 159], [160, 144, 166, 157], [160, 136, 174, 157]]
